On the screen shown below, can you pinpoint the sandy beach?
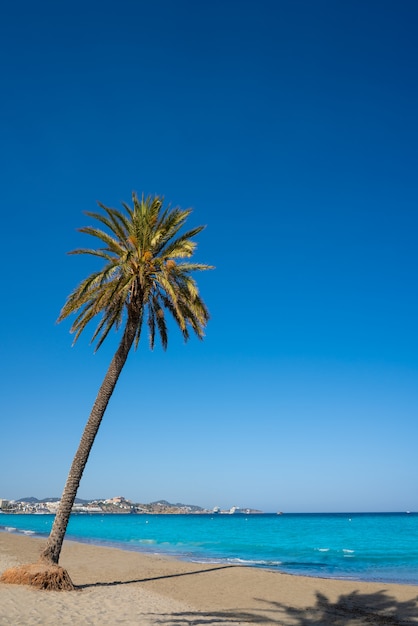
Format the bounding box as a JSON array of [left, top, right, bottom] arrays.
[[1, 532, 418, 625]]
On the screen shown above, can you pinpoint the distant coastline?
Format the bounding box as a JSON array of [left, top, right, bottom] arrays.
[[0, 496, 263, 516]]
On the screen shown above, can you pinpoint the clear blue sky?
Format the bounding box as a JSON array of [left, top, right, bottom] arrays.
[[1, 0, 417, 512]]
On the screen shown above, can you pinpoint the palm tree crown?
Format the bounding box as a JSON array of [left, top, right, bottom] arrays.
[[59, 193, 212, 350]]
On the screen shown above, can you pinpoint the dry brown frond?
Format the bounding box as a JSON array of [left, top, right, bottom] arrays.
[[0, 562, 75, 591]]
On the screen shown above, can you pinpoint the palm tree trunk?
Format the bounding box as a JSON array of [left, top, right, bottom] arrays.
[[40, 307, 140, 565]]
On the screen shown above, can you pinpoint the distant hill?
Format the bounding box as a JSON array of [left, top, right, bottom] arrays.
[[149, 499, 204, 512]]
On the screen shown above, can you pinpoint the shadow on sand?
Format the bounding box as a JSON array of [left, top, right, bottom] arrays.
[[78, 564, 238, 588], [78, 567, 418, 624]]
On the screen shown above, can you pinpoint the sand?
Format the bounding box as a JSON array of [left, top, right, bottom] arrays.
[[1, 532, 418, 625]]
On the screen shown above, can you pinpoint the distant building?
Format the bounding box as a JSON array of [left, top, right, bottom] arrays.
[[0, 499, 10, 511]]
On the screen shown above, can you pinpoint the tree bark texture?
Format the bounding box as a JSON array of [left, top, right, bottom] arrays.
[[40, 307, 140, 565]]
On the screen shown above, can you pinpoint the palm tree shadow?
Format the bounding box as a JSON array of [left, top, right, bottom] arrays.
[[77, 564, 239, 589], [251, 589, 418, 625], [79, 569, 418, 624], [143, 590, 418, 624]]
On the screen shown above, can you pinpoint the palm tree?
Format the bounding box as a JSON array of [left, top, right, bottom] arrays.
[[1, 193, 212, 590]]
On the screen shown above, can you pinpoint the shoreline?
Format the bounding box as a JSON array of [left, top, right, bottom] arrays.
[[1, 525, 418, 588], [1, 532, 418, 625]]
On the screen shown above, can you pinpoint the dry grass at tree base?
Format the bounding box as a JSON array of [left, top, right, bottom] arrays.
[[0, 562, 75, 591]]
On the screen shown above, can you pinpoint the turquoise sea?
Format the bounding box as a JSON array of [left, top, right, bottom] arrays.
[[1, 513, 418, 585]]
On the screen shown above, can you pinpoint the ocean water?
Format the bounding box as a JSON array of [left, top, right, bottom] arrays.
[[1, 512, 418, 584]]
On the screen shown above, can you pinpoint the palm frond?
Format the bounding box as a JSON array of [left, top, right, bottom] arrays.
[[68, 249, 115, 262], [78, 226, 127, 256], [160, 226, 205, 259], [147, 300, 156, 350]]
